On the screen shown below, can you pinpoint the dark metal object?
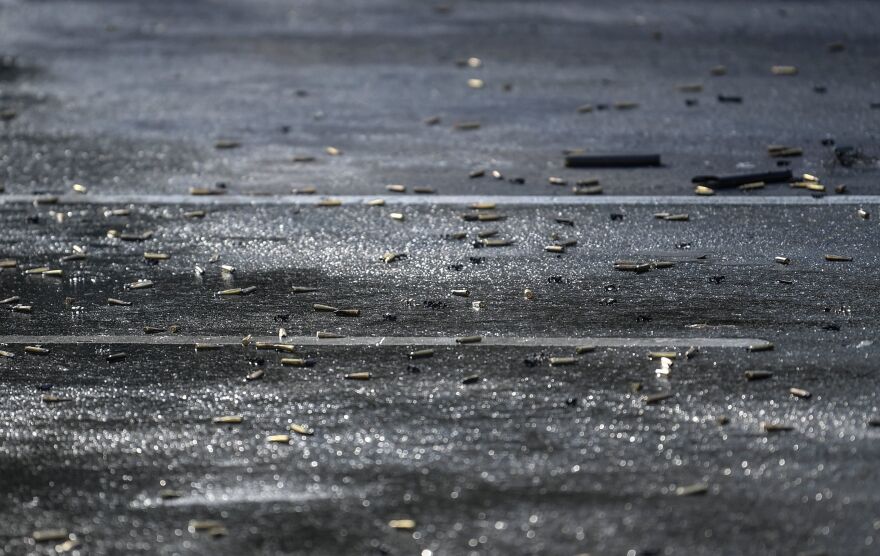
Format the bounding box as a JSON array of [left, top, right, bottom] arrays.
[[691, 170, 792, 188], [564, 154, 661, 168]]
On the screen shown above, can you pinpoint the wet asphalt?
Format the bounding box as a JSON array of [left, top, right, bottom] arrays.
[[2, 1, 880, 555]]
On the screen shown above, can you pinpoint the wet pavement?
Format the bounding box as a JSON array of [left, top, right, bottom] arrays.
[[2, 1, 880, 555]]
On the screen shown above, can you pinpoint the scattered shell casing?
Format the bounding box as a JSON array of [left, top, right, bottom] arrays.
[[317, 198, 342, 207], [289, 423, 314, 436], [42, 394, 68, 403], [291, 286, 317, 293], [467, 78, 484, 89], [857, 208, 869, 220], [453, 121, 481, 131], [677, 83, 703, 92], [461, 375, 481, 385], [774, 256, 790, 265], [571, 185, 602, 195], [789, 387, 811, 399], [335, 308, 360, 317], [188, 520, 224, 532], [267, 434, 290, 443], [314, 304, 338, 312], [694, 185, 715, 196], [159, 489, 183, 500], [213, 415, 243, 424], [143, 326, 166, 334], [41, 269, 63, 277], [25, 345, 50, 355], [25, 267, 50, 274], [272, 344, 296, 353], [214, 139, 240, 149], [648, 352, 677, 360], [470, 202, 496, 210], [675, 483, 708, 496], [748, 343, 774, 352], [241, 334, 253, 346], [280, 358, 309, 367], [0, 259, 18, 268], [126, 279, 154, 290], [0, 350, 14, 358], [545, 245, 565, 254], [32, 529, 70, 542], [107, 352, 126, 363], [367, 198, 385, 206], [744, 370, 773, 381], [451, 289, 470, 297], [12, 304, 32, 313], [456, 336, 482, 344], [388, 519, 416, 530], [383, 252, 404, 263], [478, 213, 505, 222], [614, 262, 650, 273], [824, 254, 852, 262], [482, 238, 512, 247], [389, 212, 405, 221], [217, 288, 242, 296], [472, 301, 485, 310], [643, 392, 673, 405], [0, 296, 20, 304], [317, 331, 344, 339], [771, 65, 798, 75], [144, 252, 170, 261], [575, 345, 595, 354], [183, 210, 206, 218], [325, 146, 342, 156], [762, 422, 793, 433], [189, 187, 225, 196], [386, 184, 406, 193], [548, 177, 567, 186], [523, 289, 534, 300], [409, 349, 434, 359], [663, 214, 689, 221], [576, 103, 593, 113], [60, 253, 86, 262], [477, 229, 497, 239], [739, 181, 765, 191], [246, 369, 264, 381], [469, 169, 486, 178], [550, 356, 577, 366], [344, 372, 371, 380]]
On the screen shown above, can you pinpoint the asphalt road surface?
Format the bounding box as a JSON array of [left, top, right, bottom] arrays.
[[1, 1, 880, 555]]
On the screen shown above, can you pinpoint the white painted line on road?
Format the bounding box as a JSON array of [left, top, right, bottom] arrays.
[[2, 194, 879, 206], [0, 335, 768, 348]]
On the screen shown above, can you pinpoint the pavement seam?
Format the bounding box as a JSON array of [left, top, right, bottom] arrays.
[[2, 194, 879, 206], [0, 335, 768, 347]]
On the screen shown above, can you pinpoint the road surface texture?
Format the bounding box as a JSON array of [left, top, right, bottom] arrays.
[[1, 1, 879, 555]]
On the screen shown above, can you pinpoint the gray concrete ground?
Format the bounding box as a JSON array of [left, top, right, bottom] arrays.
[[1, 1, 880, 555]]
